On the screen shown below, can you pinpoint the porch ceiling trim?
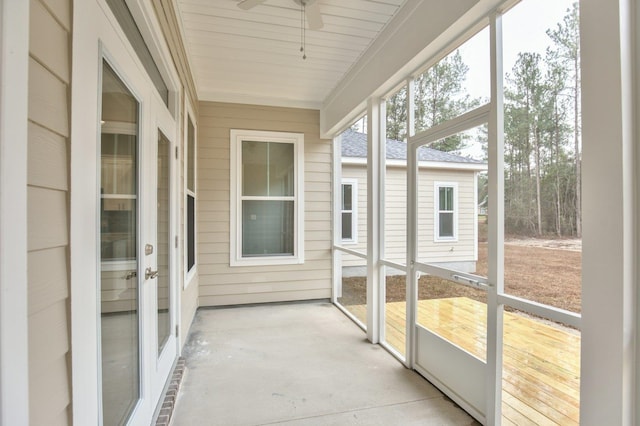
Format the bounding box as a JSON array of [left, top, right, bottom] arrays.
[[198, 89, 322, 110]]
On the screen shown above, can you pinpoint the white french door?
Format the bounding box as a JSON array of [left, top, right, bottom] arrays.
[[98, 59, 177, 426], [96, 13, 177, 426]]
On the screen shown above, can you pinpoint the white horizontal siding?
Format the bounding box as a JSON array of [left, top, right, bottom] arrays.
[[197, 101, 332, 306], [341, 164, 478, 268], [27, 0, 72, 422]]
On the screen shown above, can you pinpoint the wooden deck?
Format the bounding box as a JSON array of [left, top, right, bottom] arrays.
[[343, 298, 580, 425]]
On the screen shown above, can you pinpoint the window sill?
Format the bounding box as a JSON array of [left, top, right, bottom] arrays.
[[230, 255, 304, 267]]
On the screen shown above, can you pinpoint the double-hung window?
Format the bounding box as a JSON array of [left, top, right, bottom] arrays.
[[230, 130, 304, 266], [341, 179, 357, 243], [435, 182, 457, 241]]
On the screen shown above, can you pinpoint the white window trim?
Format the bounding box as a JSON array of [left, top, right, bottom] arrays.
[[341, 178, 358, 244], [184, 106, 197, 287], [230, 129, 305, 266], [434, 181, 458, 242]]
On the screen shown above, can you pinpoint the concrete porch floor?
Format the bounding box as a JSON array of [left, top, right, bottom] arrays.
[[171, 301, 478, 425]]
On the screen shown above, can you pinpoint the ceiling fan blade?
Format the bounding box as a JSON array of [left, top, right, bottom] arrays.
[[237, 0, 267, 10], [306, 1, 323, 30]]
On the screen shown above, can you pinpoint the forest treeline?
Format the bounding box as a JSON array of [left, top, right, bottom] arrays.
[[384, 3, 581, 237]]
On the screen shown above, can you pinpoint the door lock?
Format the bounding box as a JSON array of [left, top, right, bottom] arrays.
[[145, 267, 159, 280]]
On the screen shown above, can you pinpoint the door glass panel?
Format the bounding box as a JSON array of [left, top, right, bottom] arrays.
[[415, 125, 489, 360], [157, 131, 171, 354], [100, 61, 140, 426]]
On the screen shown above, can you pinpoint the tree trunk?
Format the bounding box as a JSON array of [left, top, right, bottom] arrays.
[[574, 55, 581, 237], [554, 110, 562, 237], [534, 129, 542, 236], [553, 122, 562, 237]]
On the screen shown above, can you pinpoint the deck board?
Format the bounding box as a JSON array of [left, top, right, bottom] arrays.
[[340, 297, 580, 425]]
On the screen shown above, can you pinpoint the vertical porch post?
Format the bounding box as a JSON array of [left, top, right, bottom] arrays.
[[332, 134, 343, 302], [366, 98, 382, 343], [405, 77, 417, 367], [580, 0, 636, 423], [486, 12, 505, 425]]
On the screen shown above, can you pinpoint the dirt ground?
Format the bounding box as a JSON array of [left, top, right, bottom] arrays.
[[339, 239, 582, 314]]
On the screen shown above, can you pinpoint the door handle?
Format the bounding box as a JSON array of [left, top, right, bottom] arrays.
[[145, 267, 159, 280], [124, 271, 137, 280]]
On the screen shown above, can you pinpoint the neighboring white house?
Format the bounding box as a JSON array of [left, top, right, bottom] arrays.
[[339, 129, 487, 274]]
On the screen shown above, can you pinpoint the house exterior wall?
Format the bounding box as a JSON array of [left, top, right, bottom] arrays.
[[197, 102, 333, 306], [341, 163, 478, 272], [151, 0, 199, 347], [27, 0, 72, 423]]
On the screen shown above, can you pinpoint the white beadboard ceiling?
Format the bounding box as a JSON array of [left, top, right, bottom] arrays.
[[176, 0, 408, 109]]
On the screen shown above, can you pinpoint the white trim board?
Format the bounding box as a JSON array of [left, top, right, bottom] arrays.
[[0, 0, 30, 424], [200, 90, 322, 111]]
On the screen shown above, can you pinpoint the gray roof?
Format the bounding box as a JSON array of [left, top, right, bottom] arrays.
[[341, 128, 484, 164]]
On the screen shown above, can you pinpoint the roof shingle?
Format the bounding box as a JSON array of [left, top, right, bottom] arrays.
[[341, 128, 484, 164]]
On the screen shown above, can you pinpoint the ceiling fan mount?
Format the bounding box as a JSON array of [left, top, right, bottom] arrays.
[[237, 0, 324, 30], [292, 0, 317, 6]]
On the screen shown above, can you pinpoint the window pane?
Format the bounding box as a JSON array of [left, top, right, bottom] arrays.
[[342, 184, 352, 210], [243, 141, 294, 196], [101, 134, 137, 195], [439, 212, 454, 237], [268, 142, 294, 196], [187, 117, 195, 192], [105, 0, 168, 105], [101, 202, 137, 260], [242, 141, 268, 196], [439, 187, 453, 211], [187, 194, 195, 271], [342, 212, 352, 240], [242, 200, 294, 256]]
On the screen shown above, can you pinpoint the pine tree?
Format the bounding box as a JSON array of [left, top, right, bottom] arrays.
[[386, 86, 407, 141], [546, 2, 581, 237], [505, 52, 547, 235], [543, 57, 570, 236]]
